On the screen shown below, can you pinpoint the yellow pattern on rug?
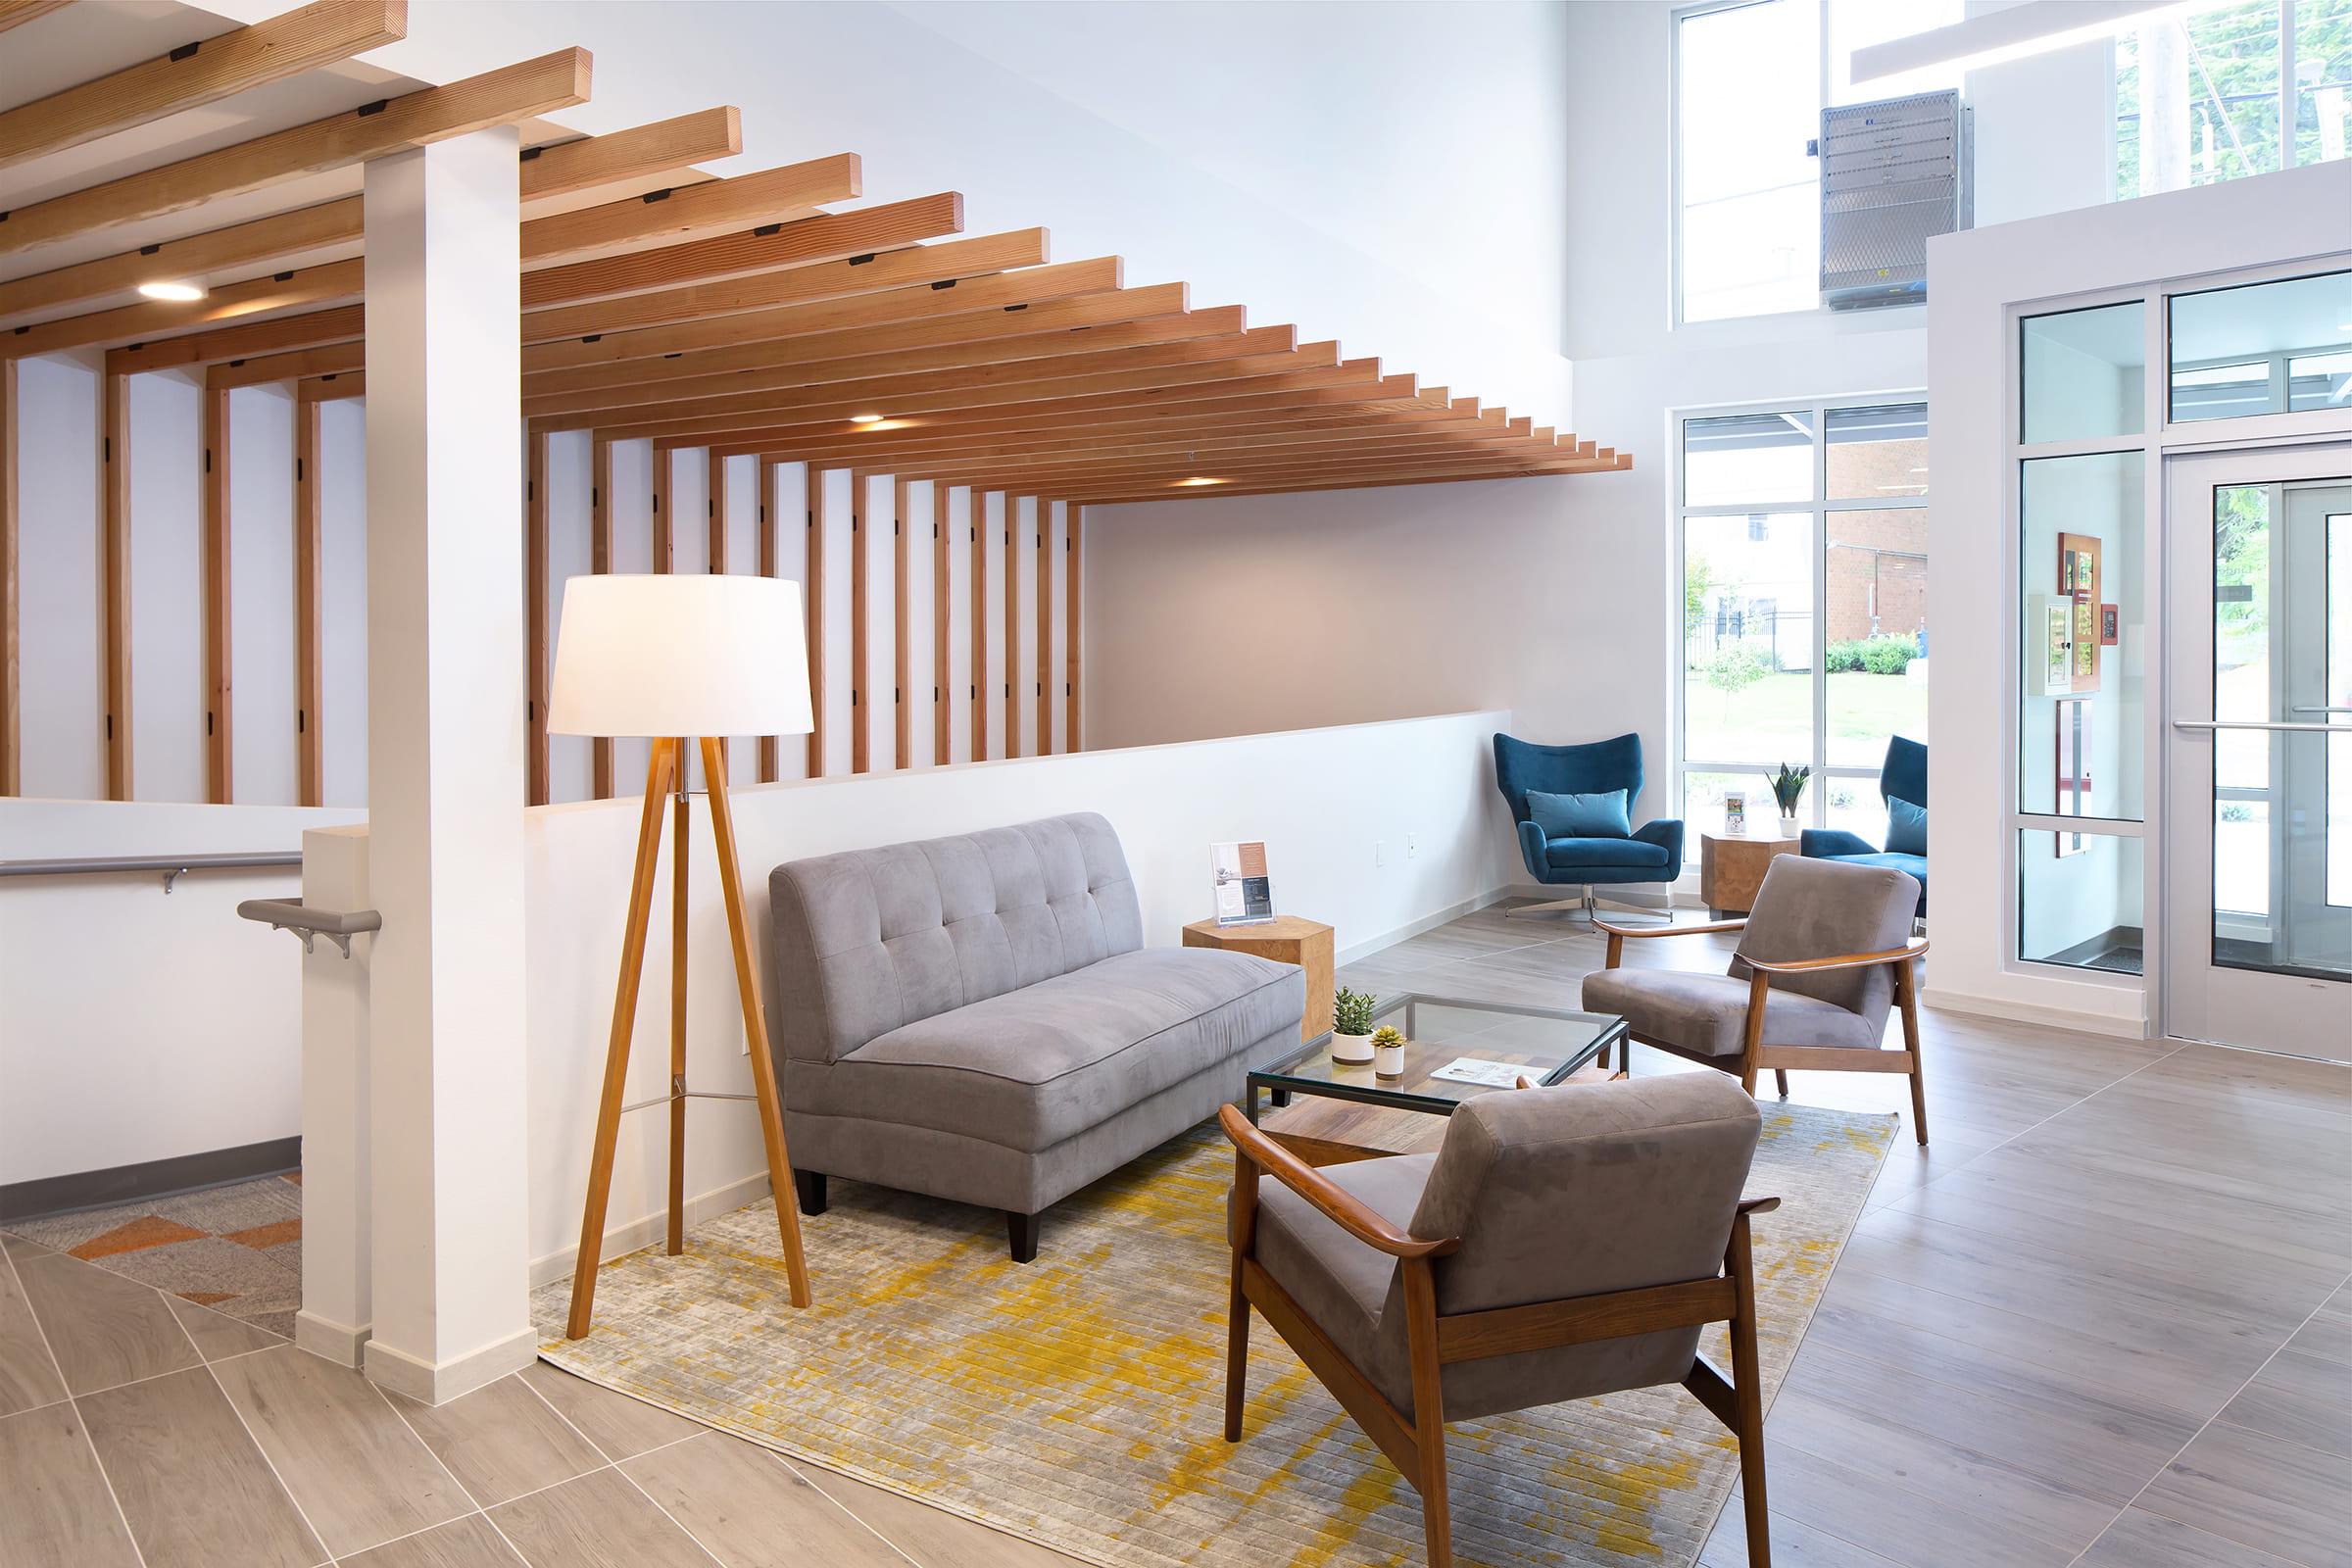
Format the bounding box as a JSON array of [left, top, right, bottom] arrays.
[[533, 1101, 1894, 1568]]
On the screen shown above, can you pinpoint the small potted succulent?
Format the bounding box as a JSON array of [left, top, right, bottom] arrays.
[[1331, 986, 1376, 1065], [1766, 761, 1810, 836], [1371, 1024, 1406, 1081]]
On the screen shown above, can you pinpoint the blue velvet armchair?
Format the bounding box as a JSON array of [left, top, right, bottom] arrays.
[[1494, 732, 1684, 921], [1801, 735, 1927, 914]]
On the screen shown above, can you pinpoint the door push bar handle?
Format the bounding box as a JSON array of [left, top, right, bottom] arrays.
[[2171, 719, 2349, 734]]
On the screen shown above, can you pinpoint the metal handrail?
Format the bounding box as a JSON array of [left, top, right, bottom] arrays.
[[0, 851, 301, 893], [237, 898, 380, 957]]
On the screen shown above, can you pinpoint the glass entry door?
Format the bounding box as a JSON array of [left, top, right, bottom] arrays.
[[2166, 447, 2352, 1058]]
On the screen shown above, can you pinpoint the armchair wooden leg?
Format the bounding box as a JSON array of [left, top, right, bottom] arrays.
[[1402, 1259, 1452, 1568], [1728, 1211, 1771, 1567], [1738, 970, 1771, 1098], [1226, 1144, 1261, 1443], [1896, 959, 1928, 1147]]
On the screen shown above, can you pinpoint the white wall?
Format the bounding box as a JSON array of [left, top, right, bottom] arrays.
[[0, 798, 366, 1186], [509, 710, 1514, 1273]]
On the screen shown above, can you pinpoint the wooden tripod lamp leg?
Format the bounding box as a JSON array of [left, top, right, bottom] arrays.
[[567, 739, 678, 1341], [701, 737, 813, 1308], [668, 745, 689, 1255]]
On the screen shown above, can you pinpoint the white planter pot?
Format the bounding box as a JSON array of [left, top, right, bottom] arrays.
[[1374, 1043, 1404, 1080], [1331, 1031, 1374, 1065]]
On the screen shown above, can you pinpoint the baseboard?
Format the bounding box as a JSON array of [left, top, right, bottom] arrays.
[[0, 1136, 302, 1223], [528, 1168, 777, 1290], [1334, 886, 1517, 967], [295, 1310, 370, 1369], [1920, 985, 2150, 1040], [364, 1324, 538, 1406]]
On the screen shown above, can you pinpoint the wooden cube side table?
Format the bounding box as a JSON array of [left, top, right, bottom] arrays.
[[1698, 831, 1802, 919], [1182, 914, 1335, 1041]]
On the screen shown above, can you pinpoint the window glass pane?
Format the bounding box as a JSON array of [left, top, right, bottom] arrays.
[[2022, 302, 2147, 443], [1827, 509, 1928, 766], [1823, 774, 1890, 845], [2020, 452, 2145, 821], [1682, 768, 1785, 833], [2117, 1, 2283, 199], [1679, 0, 1821, 322], [2215, 483, 2274, 792], [1684, 411, 1814, 507], [2170, 268, 2352, 422], [1684, 511, 1815, 769], [2293, 0, 2352, 170], [2018, 830, 2144, 973], [1826, 402, 1928, 500]]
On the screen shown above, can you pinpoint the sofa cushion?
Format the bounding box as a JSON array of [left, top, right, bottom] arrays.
[[1580, 968, 1883, 1056], [768, 813, 1146, 1064], [791, 948, 1305, 1153], [1822, 850, 1928, 905], [1885, 796, 1928, 857], [1545, 835, 1671, 870]]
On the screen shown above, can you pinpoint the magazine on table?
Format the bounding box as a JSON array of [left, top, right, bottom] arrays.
[[1429, 1057, 1527, 1088], [1210, 840, 1275, 925]]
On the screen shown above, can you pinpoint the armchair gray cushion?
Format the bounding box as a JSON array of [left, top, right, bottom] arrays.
[[1250, 1075, 1760, 1421], [1579, 969, 1883, 1055]]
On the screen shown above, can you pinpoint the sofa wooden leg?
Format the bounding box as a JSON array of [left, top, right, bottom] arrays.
[[792, 1170, 827, 1217], [1007, 1210, 1040, 1263]]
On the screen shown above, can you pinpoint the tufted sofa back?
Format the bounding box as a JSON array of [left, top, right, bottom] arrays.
[[766, 813, 1145, 1064]]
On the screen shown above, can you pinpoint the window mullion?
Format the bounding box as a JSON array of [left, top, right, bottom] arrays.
[[1812, 403, 1831, 825]]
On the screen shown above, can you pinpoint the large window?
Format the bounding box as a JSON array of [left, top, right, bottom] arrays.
[[1677, 400, 1930, 836], [1674, 0, 1959, 324], [2117, 0, 2352, 199]]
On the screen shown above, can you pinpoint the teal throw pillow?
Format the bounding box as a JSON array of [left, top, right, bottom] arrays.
[[1528, 788, 1631, 840], [1886, 795, 1928, 856]]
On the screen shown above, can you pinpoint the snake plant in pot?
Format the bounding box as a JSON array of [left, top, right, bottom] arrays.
[[1766, 762, 1810, 835]]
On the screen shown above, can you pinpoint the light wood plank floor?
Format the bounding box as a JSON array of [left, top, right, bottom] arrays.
[[1, 899, 2345, 1567]]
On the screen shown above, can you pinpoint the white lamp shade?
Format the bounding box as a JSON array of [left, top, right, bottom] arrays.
[[549, 574, 814, 739]]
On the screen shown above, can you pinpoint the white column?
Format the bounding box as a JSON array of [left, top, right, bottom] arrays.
[[360, 128, 533, 1403], [295, 823, 371, 1366]]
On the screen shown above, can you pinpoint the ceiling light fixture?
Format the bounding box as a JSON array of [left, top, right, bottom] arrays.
[[849, 413, 886, 424], [138, 280, 207, 303], [1175, 476, 1223, 487]]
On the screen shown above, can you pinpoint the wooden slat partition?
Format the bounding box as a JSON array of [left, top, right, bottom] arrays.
[[932, 481, 951, 766], [1003, 497, 1019, 759], [651, 442, 671, 571], [706, 447, 727, 774], [893, 476, 910, 769], [201, 386, 232, 803], [103, 372, 131, 801], [294, 399, 322, 806], [849, 471, 868, 774], [758, 461, 781, 783], [1035, 497, 1051, 757], [525, 428, 550, 806], [805, 466, 826, 778], [589, 434, 612, 799], [1065, 506, 1082, 753], [969, 489, 987, 762], [0, 360, 16, 795]]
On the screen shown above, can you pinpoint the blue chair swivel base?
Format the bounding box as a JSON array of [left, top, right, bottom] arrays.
[[1505, 885, 1677, 925]]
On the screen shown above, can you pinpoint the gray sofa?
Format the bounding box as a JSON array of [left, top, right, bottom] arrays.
[[767, 812, 1308, 1260]]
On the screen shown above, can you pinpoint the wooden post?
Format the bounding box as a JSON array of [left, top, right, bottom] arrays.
[[706, 447, 728, 775], [651, 442, 671, 572], [850, 470, 868, 773], [0, 360, 18, 796], [525, 427, 550, 806], [589, 433, 613, 799], [893, 475, 910, 769], [969, 488, 988, 762], [805, 465, 826, 778], [202, 386, 232, 803], [931, 480, 950, 767], [1003, 496, 1019, 758], [294, 397, 322, 806], [103, 371, 131, 801], [759, 461, 781, 784], [1035, 496, 1051, 758], [1065, 504, 1082, 754]]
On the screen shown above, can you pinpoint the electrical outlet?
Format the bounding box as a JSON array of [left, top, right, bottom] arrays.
[[1406, 831, 1419, 858]]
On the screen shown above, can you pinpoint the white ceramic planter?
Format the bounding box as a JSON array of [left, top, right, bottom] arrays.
[[1374, 1042, 1404, 1080], [1331, 1031, 1374, 1065]]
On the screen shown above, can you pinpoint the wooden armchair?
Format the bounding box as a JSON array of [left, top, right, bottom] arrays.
[[1582, 855, 1929, 1144], [1218, 1074, 1776, 1568]]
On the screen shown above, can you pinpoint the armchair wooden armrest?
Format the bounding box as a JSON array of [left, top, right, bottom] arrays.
[[1217, 1104, 1459, 1259], [1740, 936, 1929, 975], [1737, 1194, 1781, 1216], [1593, 916, 1748, 940]]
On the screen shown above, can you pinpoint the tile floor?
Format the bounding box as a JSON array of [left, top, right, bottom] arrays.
[[8, 1172, 304, 1340], [0, 899, 2346, 1567]]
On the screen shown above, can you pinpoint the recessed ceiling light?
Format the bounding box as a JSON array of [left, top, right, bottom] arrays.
[[849, 413, 886, 424], [137, 280, 207, 303], [1175, 476, 1222, 487]]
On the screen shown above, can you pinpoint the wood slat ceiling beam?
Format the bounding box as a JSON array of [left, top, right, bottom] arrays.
[[845, 426, 1563, 483], [0, 47, 593, 258], [0, 0, 74, 34], [521, 107, 739, 201], [524, 316, 1286, 421], [899, 440, 1598, 490], [9, 259, 363, 359], [1058, 458, 1629, 507], [0, 0, 410, 171], [518, 152, 859, 267]]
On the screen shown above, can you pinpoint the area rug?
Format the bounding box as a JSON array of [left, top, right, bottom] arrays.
[[532, 1103, 1893, 1568], [3, 1171, 302, 1340]]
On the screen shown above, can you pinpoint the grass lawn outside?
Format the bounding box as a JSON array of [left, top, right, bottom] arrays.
[[1684, 669, 1928, 770]]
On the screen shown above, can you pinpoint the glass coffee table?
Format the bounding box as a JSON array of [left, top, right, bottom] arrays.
[[1246, 993, 1630, 1164]]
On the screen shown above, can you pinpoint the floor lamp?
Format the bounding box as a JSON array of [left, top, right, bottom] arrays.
[[549, 573, 816, 1340]]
